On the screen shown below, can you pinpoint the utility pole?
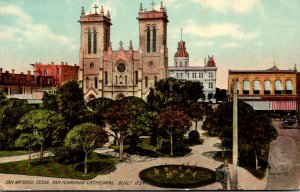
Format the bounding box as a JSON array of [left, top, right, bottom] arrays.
[[232, 79, 239, 190]]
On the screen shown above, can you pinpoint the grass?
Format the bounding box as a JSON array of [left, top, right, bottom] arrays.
[[111, 138, 192, 157], [0, 152, 119, 180], [0, 150, 29, 157], [139, 165, 216, 188]]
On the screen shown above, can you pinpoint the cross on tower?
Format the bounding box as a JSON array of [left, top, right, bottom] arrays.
[[93, 4, 99, 14], [151, 1, 156, 10]]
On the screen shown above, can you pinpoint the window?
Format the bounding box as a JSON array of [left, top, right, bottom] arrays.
[[180, 62, 182, 67], [93, 29, 97, 54], [152, 27, 156, 52], [115, 76, 118, 85], [105, 71, 108, 85], [149, 61, 154, 67], [88, 29, 91, 54], [199, 73, 203, 78], [187, 73, 189, 78], [275, 80, 282, 94], [56, 68, 60, 75], [146, 26, 150, 53], [125, 76, 127, 84], [117, 63, 126, 72], [90, 63, 94, 68], [86, 76, 89, 89], [44, 69, 47, 76], [176, 73, 178, 78], [286, 80, 293, 94], [243, 80, 250, 95], [264, 80, 271, 94], [95, 77, 98, 88], [135, 71, 138, 84], [253, 80, 260, 94], [145, 76, 148, 88]]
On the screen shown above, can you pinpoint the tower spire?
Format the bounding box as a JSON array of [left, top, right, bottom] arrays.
[[107, 10, 110, 18], [139, 3, 143, 13], [181, 28, 183, 41], [100, 6, 104, 15], [81, 7, 85, 16]]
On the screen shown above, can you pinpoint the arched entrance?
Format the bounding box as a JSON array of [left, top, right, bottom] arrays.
[[115, 93, 125, 100], [87, 94, 96, 102]]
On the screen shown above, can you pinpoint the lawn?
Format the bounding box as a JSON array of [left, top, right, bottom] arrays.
[[0, 152, 119, 180], [111, 138, 192, 157], [0, 151, 29, 157]]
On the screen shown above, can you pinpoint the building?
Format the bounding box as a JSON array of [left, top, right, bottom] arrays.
[[169, 38, 217, 100], [32, 62, 79, 87], [78, 3, 169, 101], [0, 68, 54, 95], [228, 65, 297, 112]]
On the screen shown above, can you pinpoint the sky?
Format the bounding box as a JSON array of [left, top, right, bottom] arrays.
[[0, 0, 300, 89]]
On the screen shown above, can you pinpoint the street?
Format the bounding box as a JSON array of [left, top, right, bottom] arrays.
[[266, 120, 300, 190]]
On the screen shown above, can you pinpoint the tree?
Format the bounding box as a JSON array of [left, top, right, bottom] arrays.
[[184, 102, 205, 131], [16, 109, 65, 159], [56, 81, 85, 129], [103, 97, 152, 159], [214, 88, 228, 102], [41, 91, 58, 111], [15, 132, 40, 165], [0, 98, 35, 150], [181, 81, 206, 104], [202, 101, 278, 167], [86, 97, 113, 127], [158, 109, 191, 155], [65, 123, 108, 174]]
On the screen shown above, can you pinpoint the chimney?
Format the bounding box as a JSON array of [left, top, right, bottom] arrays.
[[51, 61, 54, 65], [61, 62, 64, 65], [35, 62, 38, 65], [0, 68, 2, 74], [28, 71, 31, 75], [12, 69, 15, 75], [66, 62, 68, 65], [74, 64, 77, 67], [39, 62, 41, 65]]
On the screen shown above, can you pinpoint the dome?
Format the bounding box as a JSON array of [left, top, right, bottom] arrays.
[[174, 40, 189, 58]]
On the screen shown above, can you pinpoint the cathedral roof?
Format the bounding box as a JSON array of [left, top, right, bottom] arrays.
[[174, 40, 189, 58]]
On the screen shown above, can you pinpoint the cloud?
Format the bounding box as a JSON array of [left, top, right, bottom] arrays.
[[191, 0, 262, 13], [184, 20, 259, 40], [222, 42, 239, 48], [0, 4, 76, 49]]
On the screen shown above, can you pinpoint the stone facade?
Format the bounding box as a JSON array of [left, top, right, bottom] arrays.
[[169, 39, 217, 100], [228, 65, 297, 111], [32, 62, 79, 87], [78, 3, 169, 101]]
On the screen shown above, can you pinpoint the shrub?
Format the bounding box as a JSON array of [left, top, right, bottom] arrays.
[[188, 131, 201, 145], [160, 141, 191, 156], [51, 147, 84, 164]]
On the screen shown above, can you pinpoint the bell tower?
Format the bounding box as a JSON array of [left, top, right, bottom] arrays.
[[137, 2, 169, 98], [78, 5, 111, 99]]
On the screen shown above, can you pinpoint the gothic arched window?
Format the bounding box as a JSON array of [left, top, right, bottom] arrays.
[[86, 76, 89, 89], [93, 29, 97, 54], [95, 77, 98, 88], [152, 26, 156, 52], [145, 76, 148, 88], [105, 71, 108, 85], [88, 29, 91, 54], [135, 71, 138, 85], [146, 26, 151, 53]]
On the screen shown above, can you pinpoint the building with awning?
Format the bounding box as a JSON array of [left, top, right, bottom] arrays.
[[228, 65, 297, 112]]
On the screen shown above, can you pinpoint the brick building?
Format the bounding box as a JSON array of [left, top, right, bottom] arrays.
[[228, 65, 297, 112], [32, 62, 79, 87], [78, 3, 169, 101], [0, 68, 54, 95]]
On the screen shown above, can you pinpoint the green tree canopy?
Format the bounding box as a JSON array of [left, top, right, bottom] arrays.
[[65, 122, 108, 174], [16, 109, 66, 159], [0, 98, 35, 150]]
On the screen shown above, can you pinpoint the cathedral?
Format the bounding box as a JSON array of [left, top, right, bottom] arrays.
[[78, 3, 169, 101]]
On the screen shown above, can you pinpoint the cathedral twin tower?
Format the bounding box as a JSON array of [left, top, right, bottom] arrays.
[[78, 2, 169, 101]]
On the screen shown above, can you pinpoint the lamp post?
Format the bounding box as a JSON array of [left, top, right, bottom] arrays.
[[232, 78, 239, 190]]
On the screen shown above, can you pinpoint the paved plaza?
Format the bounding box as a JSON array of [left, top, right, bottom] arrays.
[[0, 128, 268, 190]]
